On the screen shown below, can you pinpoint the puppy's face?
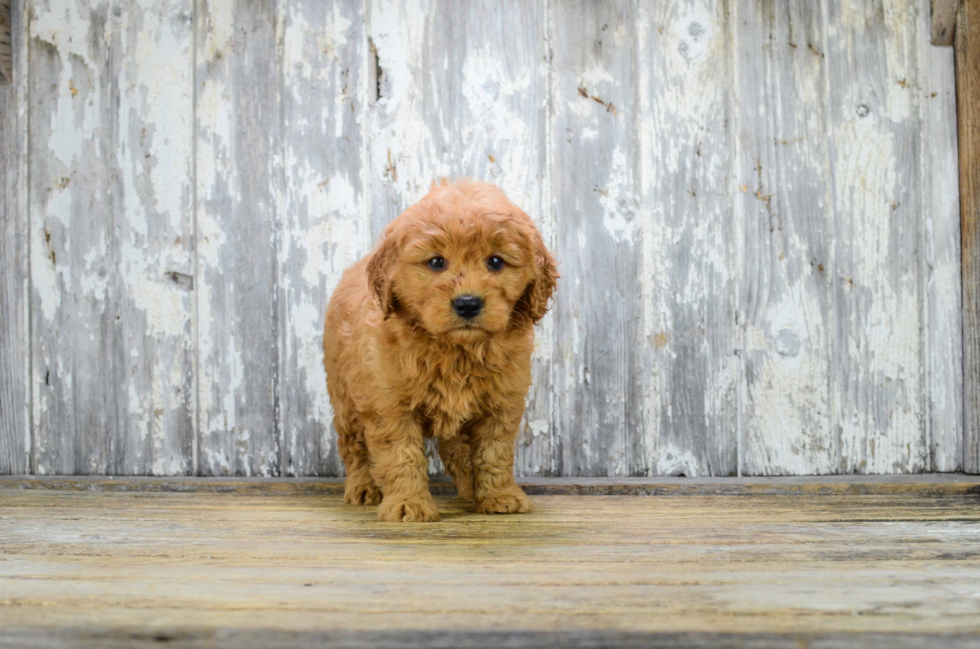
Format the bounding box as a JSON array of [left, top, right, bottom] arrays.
[[368, 182, 557, 342], [394, 216, 533, 342]]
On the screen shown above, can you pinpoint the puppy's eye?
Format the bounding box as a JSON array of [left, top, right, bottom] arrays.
[[427, 257, 446, 271], [487, 256, 505, 271]]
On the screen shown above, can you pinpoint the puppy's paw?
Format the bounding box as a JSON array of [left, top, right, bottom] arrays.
[[344, 480, 383, 506], [377, 495, 440, 522], [476, 487, 533, 514]]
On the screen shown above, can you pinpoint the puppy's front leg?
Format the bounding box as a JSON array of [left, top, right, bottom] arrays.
[[470, 411, 533, 514], [364, 415, 439, 522]]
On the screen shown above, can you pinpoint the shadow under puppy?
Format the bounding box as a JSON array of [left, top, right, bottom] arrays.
[[323, 180, 558, 522]]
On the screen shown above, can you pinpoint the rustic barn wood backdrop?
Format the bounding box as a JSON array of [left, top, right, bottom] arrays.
[[0, 0, 969, 477]]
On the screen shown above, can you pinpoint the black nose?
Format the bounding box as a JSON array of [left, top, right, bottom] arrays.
[[452, 295, 483, 320]]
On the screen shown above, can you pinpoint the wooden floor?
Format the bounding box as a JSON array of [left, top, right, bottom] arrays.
[[1, 476, 980, 648]]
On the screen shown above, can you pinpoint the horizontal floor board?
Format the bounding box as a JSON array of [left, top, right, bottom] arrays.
[[1, 486, 979, 647], [3, 629, 980, 649]]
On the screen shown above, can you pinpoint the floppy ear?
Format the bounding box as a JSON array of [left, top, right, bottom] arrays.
[[367, 235, 399, 319], [523, 229, 559, 324]]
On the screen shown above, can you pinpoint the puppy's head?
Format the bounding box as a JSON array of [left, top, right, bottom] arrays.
[[367, 180, 558, 343]]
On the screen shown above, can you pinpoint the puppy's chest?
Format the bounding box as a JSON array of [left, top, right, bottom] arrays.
[[423, 369, 493, 416], [413, 361, 498, 435]]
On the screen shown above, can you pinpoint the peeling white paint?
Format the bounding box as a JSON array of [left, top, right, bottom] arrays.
[[656, 447, 701, 477], [10, 0, 963, 479], [32, 2, 101, 169], [599, 147, 636, 243], [286, 300, 331, 427], [369, 0, 449, 209], [293, 170, 360, 289]]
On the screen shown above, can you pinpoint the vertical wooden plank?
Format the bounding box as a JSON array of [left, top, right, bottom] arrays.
[[828, 0, 927, 473], [734, 0, 836, 475], [367, 0, 551, 476], [931, 0, 959, 46], [29, 0, 116, 475], [0, 0, 29, 474], [636, 0, 738, 476], [432, 2, 551, 477], [958, 0, 980, 473], [551, 0, 640, 476], [111, 0, 196, 475], [196, 0, 281, 476], [365, 0, 438, 241], [0, 0, 12, 85], [919, 0, 963, 472], [29, 0, 196, 476], [279, 0, 366, 477], [364, 0, 437, 474]]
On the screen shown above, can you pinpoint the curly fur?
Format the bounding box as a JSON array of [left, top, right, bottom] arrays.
[[323, 180, 558, 522]]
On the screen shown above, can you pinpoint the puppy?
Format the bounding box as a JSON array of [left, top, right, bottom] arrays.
[[323, 179, 558, 522]]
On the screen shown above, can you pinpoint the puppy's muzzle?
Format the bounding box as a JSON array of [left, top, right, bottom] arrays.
[[452, 294, 483, 320]]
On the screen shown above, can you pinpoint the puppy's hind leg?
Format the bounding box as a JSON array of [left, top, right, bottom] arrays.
[[437, 435, 474, 502], [336, 413, 382, 506]]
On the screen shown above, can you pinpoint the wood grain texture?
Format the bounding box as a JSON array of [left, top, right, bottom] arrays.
[[28, 0, 195, 476], [636, 0, 738, 477], [734, 0, 835, 475], [366, 0, 552, 476], [1, 486, 979, 645], [920, 0, 964, 472], [278, 0, 366, 477], [364, 0, 435, 240], [195, 0, 281, 476], [110, 0, 196, 476], [0, 1, 969, 478], [960, 0, 980, 474], [29, 0, 118, 475], [551, 0, 641, 476], [0, 0, 11, 85], [932, 0, 959, 45], [828, 0, 928, 474], [0, 0, 28, 474], [7, 630, 980, 649]]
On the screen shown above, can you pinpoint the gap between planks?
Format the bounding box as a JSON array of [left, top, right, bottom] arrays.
[[1, 474, 978, 497]]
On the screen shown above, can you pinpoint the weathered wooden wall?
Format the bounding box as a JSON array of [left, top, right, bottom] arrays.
[[0, 0, 28, 474], [958, 0, 980, 474], [0, 0, 967, 477]]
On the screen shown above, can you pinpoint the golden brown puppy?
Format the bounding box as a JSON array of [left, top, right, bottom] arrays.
[[323, 179, 557, 522]]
